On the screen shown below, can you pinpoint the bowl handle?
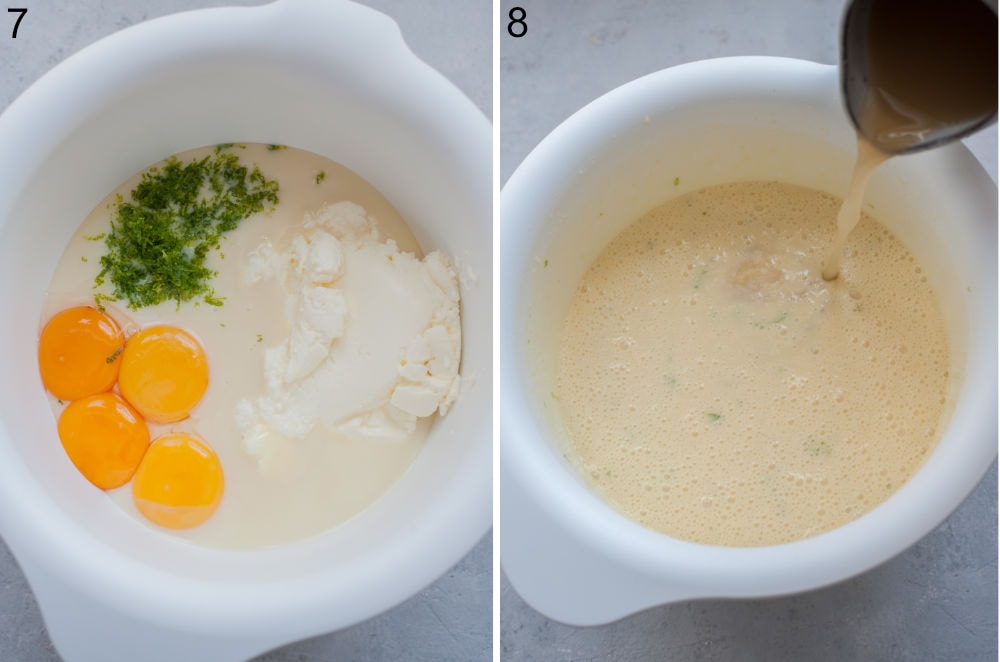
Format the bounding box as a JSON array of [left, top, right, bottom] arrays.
[[500, 463, 698, 625], [19, 554, 282, 662]]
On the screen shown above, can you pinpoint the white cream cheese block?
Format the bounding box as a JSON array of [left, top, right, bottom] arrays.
[[237, 201, 461, 466]]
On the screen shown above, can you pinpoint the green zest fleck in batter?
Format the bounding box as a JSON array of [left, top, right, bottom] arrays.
[[94, 151, 280, 309], [806, 438, 832, 457], [751, 311, 788, 329]]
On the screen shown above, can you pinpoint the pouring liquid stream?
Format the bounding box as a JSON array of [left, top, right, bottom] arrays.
[[823, 0, 996, 281], [822, 137, 887, 280]]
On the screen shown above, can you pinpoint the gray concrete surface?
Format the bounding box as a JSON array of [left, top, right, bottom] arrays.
[[499, 1, 997, 660], [0, 1, 490, 661]]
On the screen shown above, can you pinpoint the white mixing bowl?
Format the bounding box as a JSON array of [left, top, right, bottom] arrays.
[[500, 57, 996, 625], [0, 1, 490, 660]]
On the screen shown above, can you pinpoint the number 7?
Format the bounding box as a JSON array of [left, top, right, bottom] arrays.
[[8, 8, 26, 39]]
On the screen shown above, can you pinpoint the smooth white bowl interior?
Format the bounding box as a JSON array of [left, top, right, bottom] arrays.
[[500, 57, 996, 624], [0, 0, 490, 650]]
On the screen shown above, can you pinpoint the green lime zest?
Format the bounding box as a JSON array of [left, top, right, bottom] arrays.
[[94, 151, 279, 310]]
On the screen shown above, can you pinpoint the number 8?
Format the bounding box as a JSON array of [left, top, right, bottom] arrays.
[[508, 6, 527, 38]]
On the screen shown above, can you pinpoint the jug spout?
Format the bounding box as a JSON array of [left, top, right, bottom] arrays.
[[840, 0, 997, 154]]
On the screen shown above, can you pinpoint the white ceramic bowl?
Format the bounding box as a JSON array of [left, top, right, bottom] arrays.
[[0, 1, 490, 660], [500, 57, 996, 625]]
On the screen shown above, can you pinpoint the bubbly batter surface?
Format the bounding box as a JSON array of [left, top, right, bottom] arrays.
[[556, 180, 951, 546]]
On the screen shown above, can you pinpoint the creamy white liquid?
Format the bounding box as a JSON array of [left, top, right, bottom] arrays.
[[556, 181, 952, 547], [822, 138, 889, 280], [43, 144, 432, 548]]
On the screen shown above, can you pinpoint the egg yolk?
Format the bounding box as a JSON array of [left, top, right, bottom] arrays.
[[118, 325, 208, 423], [57, 392, 150, 489], [132, 433, 224, 529], [38, 306, 125, 401]]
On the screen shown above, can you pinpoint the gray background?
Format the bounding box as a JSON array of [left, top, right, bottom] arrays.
[[0, 1, 490, 661], [500, 1, 997, 661]]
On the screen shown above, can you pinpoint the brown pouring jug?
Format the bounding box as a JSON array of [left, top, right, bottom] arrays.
[[841, 0, 997, 155]]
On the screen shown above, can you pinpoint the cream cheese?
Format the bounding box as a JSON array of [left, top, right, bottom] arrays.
[[237, 201, 461, 467]]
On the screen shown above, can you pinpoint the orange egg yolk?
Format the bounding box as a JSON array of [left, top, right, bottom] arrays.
[[132, 433, 224, 529], [38, 306, 125, 401], [57, 392, 150, 490], [118, 325, 208, 423]]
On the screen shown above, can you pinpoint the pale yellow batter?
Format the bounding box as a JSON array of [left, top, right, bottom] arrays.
[[556, 180, 951, 547]]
